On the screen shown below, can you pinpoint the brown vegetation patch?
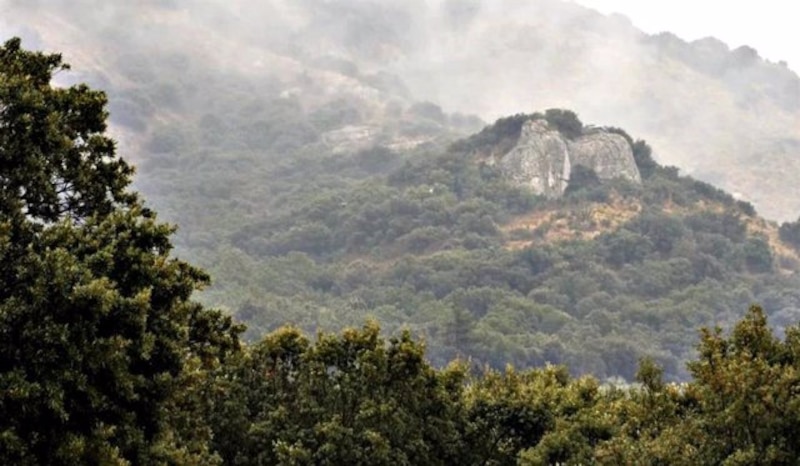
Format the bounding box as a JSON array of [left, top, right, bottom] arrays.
[[501, 194, 643, 250]]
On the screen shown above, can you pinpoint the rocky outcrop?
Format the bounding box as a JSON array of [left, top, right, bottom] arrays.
[[498, 120, 571, 198], [497, 120, 640, 198], [569, 131, 641, 184]]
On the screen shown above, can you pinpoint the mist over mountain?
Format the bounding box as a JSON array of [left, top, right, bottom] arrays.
[[2, 0, 798, 220]]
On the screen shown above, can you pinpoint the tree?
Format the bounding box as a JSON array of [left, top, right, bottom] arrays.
[[631, 140, 658, 179], [564, 164, 603, 200], [778, 216, 800, 250], [0, 38, 135, 223], [0, 38, 241, 465], [598, 306, 800, 465], [742, 236, 773, 273], [683, 305, 800, 464], [544, 109, 583, 140], [475, 366, 612, 466], [209, 323, 468, 466]]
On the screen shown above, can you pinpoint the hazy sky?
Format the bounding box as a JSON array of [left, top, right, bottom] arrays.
[[572, 0, 799, 72]]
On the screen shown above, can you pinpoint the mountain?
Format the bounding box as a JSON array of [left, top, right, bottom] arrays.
[[3, 0, 799, 219], [218, 111, 800, 381], [3, 0, 800, 380]]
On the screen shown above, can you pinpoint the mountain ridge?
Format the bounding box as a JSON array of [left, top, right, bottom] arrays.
[[3, 0, 798, 218]]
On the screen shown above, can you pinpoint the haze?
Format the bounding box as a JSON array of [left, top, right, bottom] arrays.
[[1, 0, 799, 220], [573, 0, 799, 72]]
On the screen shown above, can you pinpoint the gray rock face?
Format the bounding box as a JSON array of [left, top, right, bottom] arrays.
[[497, 120, 641, 197], [568, 132, 642, 184], [498, 120, 571, 198]]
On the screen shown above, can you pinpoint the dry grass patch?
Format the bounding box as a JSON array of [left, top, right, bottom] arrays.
[[502, 195, 642, 250]]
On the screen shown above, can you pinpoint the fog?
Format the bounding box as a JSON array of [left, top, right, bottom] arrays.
[[2, 0, 799, 219], [573, 0, 800, 73]]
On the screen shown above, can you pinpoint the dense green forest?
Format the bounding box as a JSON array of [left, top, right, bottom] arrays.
[[167, 106, 800, 382], [78, 24, 800, 381], [4, 2, 799, 383], [3, 39, 800, 465]]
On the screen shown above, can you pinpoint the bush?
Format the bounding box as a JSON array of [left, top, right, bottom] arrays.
[[779, 217, 800, 249], [544, 108, 583, 140], [742, 236, 773, 273]]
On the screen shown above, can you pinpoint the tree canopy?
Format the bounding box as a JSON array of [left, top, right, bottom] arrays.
[[0, 38, 240, 465]]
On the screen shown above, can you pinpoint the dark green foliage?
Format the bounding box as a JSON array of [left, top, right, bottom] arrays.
[[229, 147, 533, 260], [0, 208, 241, 464], [0, 38, 241, 465], [599, 230, 652, 267], [208, 119, 799, 381], [737, 200, 757, 217], [519, 306, 800, 465], [779, 216, 800, 249], [631, 140, 658, 179], [0, 38, 136, 222], [684, 210, 746, 241], [742, 236, 773, 273], [309, 98, 363, 131], [564, 164, 606, 202], [208, 324, 469, 466], [449, 113, 532, 154], [630, 211, 686, 255], [682, 305, 800, 464], [465, 366, 579, 465], [200, 309, 800, 465], [543, 108, 583, 140], [565, 164, 601, 192]]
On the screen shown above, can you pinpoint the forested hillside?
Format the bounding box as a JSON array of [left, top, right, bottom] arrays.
[[4, 0, 799, 380], [202, 110, 800, 381], [4, 29, 800, 465]]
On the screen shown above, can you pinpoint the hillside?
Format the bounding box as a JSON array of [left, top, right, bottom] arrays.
[[210, 112, 800, 381], [6, 36, 800, 464], [3, 1, 800, 381]]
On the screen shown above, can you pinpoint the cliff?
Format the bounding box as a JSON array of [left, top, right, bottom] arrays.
[[497, 119, 641, 197]]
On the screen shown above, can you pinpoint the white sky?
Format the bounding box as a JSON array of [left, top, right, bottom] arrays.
[[572, 0, 799, 73]]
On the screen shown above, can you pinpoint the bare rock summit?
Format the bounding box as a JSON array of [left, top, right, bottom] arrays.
[[498, 119, 641, 197]]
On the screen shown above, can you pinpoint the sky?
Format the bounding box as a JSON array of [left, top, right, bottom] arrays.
[[571, 0, 799, 72]]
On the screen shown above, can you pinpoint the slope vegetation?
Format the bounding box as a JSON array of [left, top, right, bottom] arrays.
[[218, 114, 800, 381]]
